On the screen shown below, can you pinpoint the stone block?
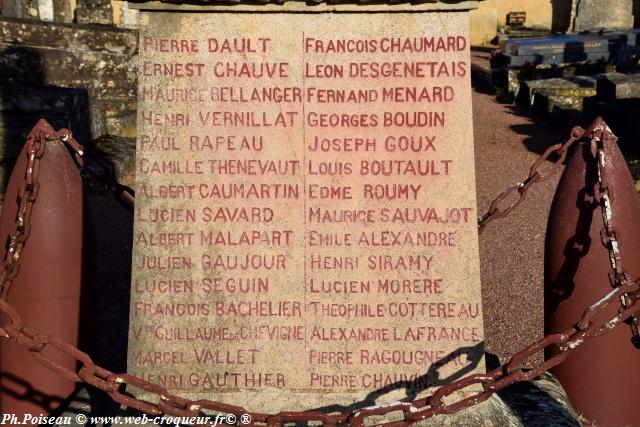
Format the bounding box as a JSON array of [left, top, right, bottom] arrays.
[[105, 110, 137, 139], [130, 6, 486, 415], [0, 17, 137, 140], [520, 76, 598, 115], [596, 72, 640, 101], [75, 0, 113, 25], [1, 0, 40, 20], [504, 61, 614, 99], [531, 90, 585, 114], [573, 0, 633, 32], [52, 0, 73, 23]]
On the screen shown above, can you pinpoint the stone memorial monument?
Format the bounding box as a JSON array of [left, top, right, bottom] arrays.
[[128, 0, 486, 414]]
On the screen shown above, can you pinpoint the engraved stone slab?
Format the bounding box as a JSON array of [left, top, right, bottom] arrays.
[[128, 10, 485, 413]]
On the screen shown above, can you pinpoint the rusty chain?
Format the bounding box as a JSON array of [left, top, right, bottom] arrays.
[[590, 120, 640, 345], [477, 125, 584, 234], [0, 119, 639, 426]]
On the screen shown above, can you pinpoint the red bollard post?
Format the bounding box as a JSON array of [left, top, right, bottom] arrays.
[[545, 118, 640, 426], [0, 120, 83, 417]]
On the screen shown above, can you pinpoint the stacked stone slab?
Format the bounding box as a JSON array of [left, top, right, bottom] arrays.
[[510, 71, 640, 153], [1, 0, 140, 28], [501, 34, 611, 68], [492, 30, 640, 103], [519, 76, 599, 125], [582, 72, 640, 157], [596, 73, 640, 101], [499, 31, 640, 69], [0, 17, 137, 120]]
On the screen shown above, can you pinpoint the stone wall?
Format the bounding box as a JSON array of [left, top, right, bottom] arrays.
[[0, 16, 137, 189], [1, 0, 139, 28]]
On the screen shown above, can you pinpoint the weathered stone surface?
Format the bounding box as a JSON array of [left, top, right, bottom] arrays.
[[521, 76, 598, 118], [52, 0, 74, 23], [596, 72, 640, 101], [114, 1, 140, 29], [130, 0, 484, 6], [133, 0, 479, 3], [0, 18, 137, 56], [420, 373, 581, 426], [129, 0, 484, 12], [0, 16, 138, 143], [55, 372, 581, 426], [553, 0, 634, 33], [129, 9, 484, 415], [0, 18, 137, 99], [93, 134, 137, 182], [532, 90, 585, 115], [75, 0, 113, 25], [0, 15, 138, 201], [573, 0, 634, 32], [525, 76, 598, 101], [1, 0, 40, 20], [504, 62, 615, 100], [106, 110, 137, 138]]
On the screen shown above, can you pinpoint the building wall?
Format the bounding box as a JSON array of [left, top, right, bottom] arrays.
[[470, 0, 553, 44]]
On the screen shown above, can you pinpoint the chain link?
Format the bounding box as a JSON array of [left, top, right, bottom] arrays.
[[0, 120, 639, 425], [589, 120, 640, 345], [477, 126, 584, 234]]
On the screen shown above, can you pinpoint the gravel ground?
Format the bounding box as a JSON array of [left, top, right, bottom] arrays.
[[473, 88, 565, 366]]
